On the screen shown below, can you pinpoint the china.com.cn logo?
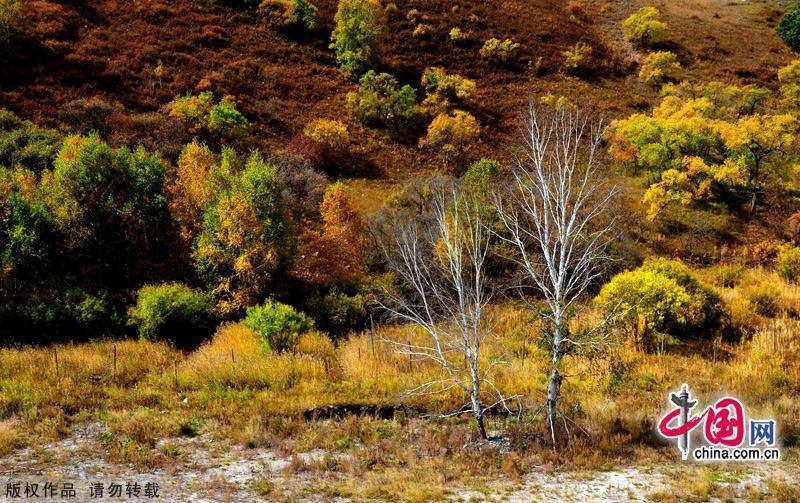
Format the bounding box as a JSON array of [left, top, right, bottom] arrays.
[[657, 384, 780, 461]]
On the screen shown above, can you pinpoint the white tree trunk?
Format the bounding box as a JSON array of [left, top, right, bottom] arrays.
[[376, 179, 512, 439], [495, 102, 617, 448]]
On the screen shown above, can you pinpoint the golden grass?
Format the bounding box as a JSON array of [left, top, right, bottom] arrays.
[[0, 418, 20, 456], [0, 268, 798, 475], [176, 323, 326, 392]]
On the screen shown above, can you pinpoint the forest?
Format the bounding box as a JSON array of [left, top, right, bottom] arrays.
[[1, 0, 799, 500]]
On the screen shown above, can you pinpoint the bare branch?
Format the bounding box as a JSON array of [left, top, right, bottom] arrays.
[[375, 178, 510, 439], [494, 101, 618, 448]]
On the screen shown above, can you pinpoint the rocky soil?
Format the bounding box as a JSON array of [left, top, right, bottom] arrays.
[[1, 422, 796, 502]]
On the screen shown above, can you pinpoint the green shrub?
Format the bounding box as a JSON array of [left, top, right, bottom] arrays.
[[479, 38, 520, 62], [463, 158, 500, 190], [776, 246, 800, 284], [347, 71, 417, 127], [727, 296, 760, 336], [449, 27, 464, 42], [128, 283, 214, 348], [0, 110, 61, 172], [744, 282, 781, 317], [193, 154, 291, 316], [711, 264, 746, 288], [206, 96, 248, 137], [0, 0, 21, 47], [595, 266, 689, 352], [622, 7, 666, 47], [307, 288, 366, 335], [777, 3, 800, 51], [260, 0, 318, 32], [421, 67, 476, 113], [0, 167, 52, 287], [42, 134, 172, 278], [170, 91, 215, 132], [596, 258, 724, 351], [779, 60, 800, 101], [0, 133, 173, 342], [243, 299, 314, 352], [638, 51, 682, 85], [169, 92, 247, 138], [4, 288, 113, 342], [330, 0, 387, 74]]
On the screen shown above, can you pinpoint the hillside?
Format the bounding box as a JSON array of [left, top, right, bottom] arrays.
[[2, 1, 800, 500], [4, 0, 793, 181]]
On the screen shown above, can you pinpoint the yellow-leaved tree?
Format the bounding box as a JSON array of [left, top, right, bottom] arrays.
[[193, 153, 291, 316], [608, 79, 797, 219]]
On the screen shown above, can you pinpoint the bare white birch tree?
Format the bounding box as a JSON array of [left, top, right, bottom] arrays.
[[495, 102, 618, 448], [376, 179, 512, 439]]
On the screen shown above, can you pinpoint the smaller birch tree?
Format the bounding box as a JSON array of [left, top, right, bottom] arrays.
[[375, 179, 512, 439]]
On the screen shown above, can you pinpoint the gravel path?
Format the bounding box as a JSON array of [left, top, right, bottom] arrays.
[[1, 422, 796, 502]]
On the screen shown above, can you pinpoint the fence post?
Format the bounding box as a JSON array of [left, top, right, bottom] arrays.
[[54, 347, 59, 378]]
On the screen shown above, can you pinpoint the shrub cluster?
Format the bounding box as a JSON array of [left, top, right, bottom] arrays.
[[638, 51, 682, 85], [562, 42, 592, 73], [303, 118, 349, 154], [347, 71, 417, 127], [463, 158, 500, 191], [743, 282, 781, 317], [622, 6, 666, 47], [608, 83, 796, 219], [420, 110, 480, 165], [596, 258, 724, 352], [0, 110, 61, 173], [449, 27, 464, 42], [480, 38, 520, 63], [57, 97, 123, 137], [421, 67, 476, 113], [777, 3, 800, 51], [243, 299, 314, 352], [128, 283, 214, 348], [191, 153, 292, 316], [169, 92, 248, 139], [0, 0, 21, 48], [776, 246, 800, 284], [306, 287, 366, 335], [779, 59, 800, 101], [0, 129, 172, 340], [330, 0, 387, 74], [260, 0, 319, 33]]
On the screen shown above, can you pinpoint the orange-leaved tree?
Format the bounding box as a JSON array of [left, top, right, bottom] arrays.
[[296, 182, 366, 284]]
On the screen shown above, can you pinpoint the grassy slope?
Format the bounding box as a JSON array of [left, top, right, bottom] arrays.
[[3, 0, 794, 247], [5, 1, 791, 163]]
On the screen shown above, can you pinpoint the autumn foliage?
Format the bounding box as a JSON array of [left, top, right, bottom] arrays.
[[608, 80, 797, 219], [296, 183, 366, 284]]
